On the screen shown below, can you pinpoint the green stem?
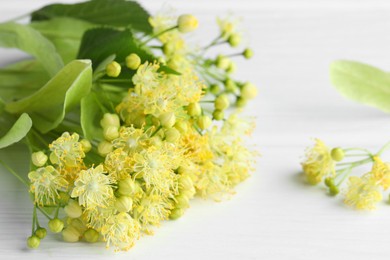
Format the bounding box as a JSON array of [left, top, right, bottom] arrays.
[[31, 205, 37, 234], [54, 203, 60, 218], [141, 26, 178, 45], [337, 157, 373, 167], [0, 160, 29, 186], [376, 141, 390, 156], [202, 35, 223, 51], [150, 126, 162, 137]]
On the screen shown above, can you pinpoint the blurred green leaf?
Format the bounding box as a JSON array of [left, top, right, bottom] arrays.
[[31, 0, 152, 34], [0, 113, 32, 149], [80, 92, 104, 140], [330, 60, 390, 113], [5, 60, 92, 133], [0, 22, 63, 77], [30, 18, 96, 64]]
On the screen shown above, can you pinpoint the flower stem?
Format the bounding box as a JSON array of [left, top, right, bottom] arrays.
[[141, 26, 178, 46], [376, 141, 390, 156]]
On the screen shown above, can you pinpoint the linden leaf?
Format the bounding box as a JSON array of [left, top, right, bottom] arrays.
[[5, 60, 92, 133], [0, 113, 32, 149], [0, 22, 63, 77], [330, 60, 390, 113], [31, 0, 152, 34], [80, 92, 104, 140]]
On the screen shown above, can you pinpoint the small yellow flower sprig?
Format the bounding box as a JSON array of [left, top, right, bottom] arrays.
[[301, 139, 390, 210]]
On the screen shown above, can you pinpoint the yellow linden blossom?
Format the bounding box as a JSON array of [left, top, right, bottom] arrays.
[[195, 161, 230, 201], [104, 148, 134, 181], [181, 130, 214, 163], [370, 156, 390, 190], [101, 212, 141, 251], [132, 61, 161, 92], [71, 165, 114, 209], [344, 175, 382, 210], [116, 94, 146, 128], [301, 139, 335, 185], [28, 166, 68, 206], [112, 126, 149, 153], [49, 132, 85, 167], [83, 200, 116, 231]]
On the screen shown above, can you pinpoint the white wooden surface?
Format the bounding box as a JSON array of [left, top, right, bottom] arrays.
[[2, 0, 390, 259]]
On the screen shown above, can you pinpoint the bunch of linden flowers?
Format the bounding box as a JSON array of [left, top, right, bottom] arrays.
[[0, 0, 257, 252], [301, 139, 390, 211]]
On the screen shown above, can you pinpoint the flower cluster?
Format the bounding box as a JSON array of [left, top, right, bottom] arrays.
[[301, 139, 390, 210], [22, 12, 257, 251]]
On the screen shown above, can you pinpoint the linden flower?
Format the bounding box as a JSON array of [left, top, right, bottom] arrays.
[[370, 156, 390, 190], [101, 212, 141, 251], [49, 132, 85, 167], [104, 148, 134, 180], [132, 61, 161, 92], [301, 139, 335, 185], [71, 165, 114, 209], [195, 161, 230, 201], [83, 201, 116, 231], [28, 166, 68, 206], [112, 126, 148, 153], [135, 193, 173, 229], [344, 175, 382, 210]]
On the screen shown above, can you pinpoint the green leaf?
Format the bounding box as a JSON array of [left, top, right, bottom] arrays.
[[30, 18, 96, 64], [78, 27, 154, 69], [0, 22, 63, 77], [5, 60, 92, 133], [80, 92, 104, 140], [0, 60, 50, 103], [0, 113, 32, 149], [330, 60, 390, 113], [31, 0, 152, 34]]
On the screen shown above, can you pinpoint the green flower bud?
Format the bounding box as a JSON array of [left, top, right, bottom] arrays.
[[49, 152, 60, 165], [209, 84, 220, 95], [62, 226, 81, 242], [177, 14, 199, 33], [179, 175, 194, 190], [180, 186, 196, 199], [236, 96, 247, 108], [170, 208, 185, 220], [69, 218, 87, 234], [114, 196, 133, 213], [27, 235, 40, 249], [174, 121, 188, 134], [58, 191, 70, 205], [48, 218, 64, 233], [176, 194, 190, 209], [97, 141, 113, 157], [35, 228, 47, 239], [118, 177, 136, 196], [213, 110, 225, 121], [214, 94, 230, 110], [103, 126, 119, 141], [163, 42, 175, 56], [80, 139, 92, 153], [187, 103, 202, 117], [329, 185, 339, 196], [106, 61, 121, 77], [125, 53, 141, 70], [100, 113, 120, 129], [226, 61, 237, 74], [64, 199, 82, 219], [216, 55, 230, 70], [243, 48, 254, 59], [228, 33, 241, 47], [331, 148, 345, 162], [165, 128, 181, 143], [240, 82, 258, 99], [84, 228, 99, 243], [197, 115, 212, 130], [225, 79, 238, 93], [31, 151, 48, 167], [324, 177, 335, 187], [159, 112, 176, 128]]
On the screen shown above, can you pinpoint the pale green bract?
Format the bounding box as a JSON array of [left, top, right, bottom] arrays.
[[330, 60, 390, 113], [0, 113, 32, 149]]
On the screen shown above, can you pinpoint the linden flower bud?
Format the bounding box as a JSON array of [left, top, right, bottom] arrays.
[[214, 94, 230, 110], [331, 147, 345, 162], [117, 177, 136, 196], [103, 126, 119, 141], [179, 175, 194, 190], [106, 61, 121, 77], [236, 96, 247, 108], [159, 112, 176, 128], [176, 194, 190, 209], [324, 177, 335, 187], [84, 228, 99, 243], [27, 235, 40, 249], [329, 185, 340, 196], [114, 196, 133, 213], [49, 218, 64, 233], [177, 14, 199, 33], [225, 79, 238, 93], [197, 115, 212, 130], [163, 42, 175, 56], [209, 84, 220, 95], [174, 121, 188, 134], [69, 218, 87, 234], [243, 48, 254, 59], [100, 113, 120, 129], [187, 102, 202, 117], [97, 141, 113, 157], [31, 151, 48, 167], [226, 61, 237, 74], [49, 152, 60, 164], [35, 227, 47, 239], [213, 110, 225, 121], [80, 139, 92, 153], [64, 200, 82, 219], [216, 55, 230, 70], [126, 53, 141, 70], [241, 82, 258, 99], [62, 226, 81, 242], [58, 191, 70, 205], [170, 208, 185, 220], [165, 128, 181, 143], [228, 33, 241, 47]]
